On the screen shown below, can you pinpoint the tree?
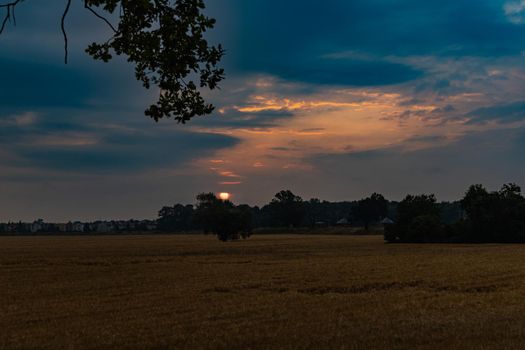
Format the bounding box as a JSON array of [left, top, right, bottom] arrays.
[[0, 0, 225, 123], [305, 198, 322, 227], [461, 183, 525, 242], [194, 193, 252, 241], [267, 190, 305, 228], [384, 194, 442, 243], [158, 203, 194, 231], [353, 193, 387, 231]]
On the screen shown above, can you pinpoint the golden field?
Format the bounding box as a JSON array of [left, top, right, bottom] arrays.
[[2, 234, 525, 349]]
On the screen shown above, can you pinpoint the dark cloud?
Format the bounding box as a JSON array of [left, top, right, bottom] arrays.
[[277, 58, 421, 86], [404, 135, 449, 143], [0, 56, 99, 108], [466, 101, 525, 124], [224, 0, 525, 88], [13, 130, 238, 172], [307, 127, 525, 201], [233, 0, 524, 58], [0, 111, 240, 173], [193, 109, 294, 128]]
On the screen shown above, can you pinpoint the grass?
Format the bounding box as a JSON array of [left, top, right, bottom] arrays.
[[2, 234, 525, 349]]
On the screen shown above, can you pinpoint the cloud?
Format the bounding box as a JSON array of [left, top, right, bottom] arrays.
[[504, 1, 525, 24], [230, 0, 525, 72], [305, 127, 525, 201], [0, 112, 38, 126], [0, 110, 240, 173], [404, 135, 449, 144], [466, 101, 525, 124], [255, 57, 422, 87], [193, 108, 294, 128], [0, 56, 102, 108]]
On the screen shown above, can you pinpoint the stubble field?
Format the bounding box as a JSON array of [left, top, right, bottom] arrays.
[[2, 234, 525, 349]]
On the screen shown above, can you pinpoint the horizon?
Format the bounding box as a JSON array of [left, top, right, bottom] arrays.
[[0, 182, 508, 223], [2, 1, 525, 221]]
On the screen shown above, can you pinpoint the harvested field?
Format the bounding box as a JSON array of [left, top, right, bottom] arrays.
[[2, 234, 525, 349]]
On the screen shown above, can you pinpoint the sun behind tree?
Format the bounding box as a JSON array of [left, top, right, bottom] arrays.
[[194, 193, 252, 241], [218, 192, 230, 201]]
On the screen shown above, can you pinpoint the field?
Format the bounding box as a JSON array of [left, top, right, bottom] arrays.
[[3, 235, 525, 349]]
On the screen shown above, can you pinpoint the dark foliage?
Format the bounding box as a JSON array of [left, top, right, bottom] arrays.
[[264, 190, 305, 228], [1, 0, 224, 123], [193, 193, 252, 241], [385, 184, 525, 243], [158, 204, 194, 231], [353, 193, 388, 231], [384, 194, 443, 243], [460, 184, 525, 242], [155, 189, 460, 238]]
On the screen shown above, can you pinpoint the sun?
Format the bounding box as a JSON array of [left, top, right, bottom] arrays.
[[218, 192, 230, 201]]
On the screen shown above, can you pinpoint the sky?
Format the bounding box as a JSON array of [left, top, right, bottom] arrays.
[[1, 0, 525, 221]]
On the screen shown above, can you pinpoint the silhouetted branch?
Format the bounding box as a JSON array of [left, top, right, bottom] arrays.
[[0, 0, 22, 34], [61, 0, 71, 64], [0, 0, 225, 122], [84, 1, 117, 33], [1, 0, 73, 64]]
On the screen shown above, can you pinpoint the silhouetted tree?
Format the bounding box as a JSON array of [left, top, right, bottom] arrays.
[[16, 221, 25, 233], [353, 193, 388, 230], [439, 201, 463, 224], [461, 183, 525, 242], [267, 190, 305, 228], [385, 194, 442, 242], [158, 204, 194, 231], [305, 198, 322, 227], [0, 0, 224, 123], [194, 193, 252, 241]]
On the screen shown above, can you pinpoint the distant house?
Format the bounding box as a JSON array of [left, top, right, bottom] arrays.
[[336, 218, 350, 226], [127, 221, 137, 231], [56, 223, 68, 232], [145, 221, 157, 231], [31, 219, 44, 233], [72, 222, 84, 232], [381, 217, 394, 225], [95, 221, 111, 233], [116, 221, 128, 231], [315, 221, 328, 227]]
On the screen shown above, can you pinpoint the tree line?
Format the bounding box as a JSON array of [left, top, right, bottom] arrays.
[[385, 183, 525, 243], [160, 183, 525, 242], [158, 189, 464, 241], [5, 183, 519, 242]]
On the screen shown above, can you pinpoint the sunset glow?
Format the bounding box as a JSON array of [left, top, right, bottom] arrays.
[[218, 192, 231, 201]]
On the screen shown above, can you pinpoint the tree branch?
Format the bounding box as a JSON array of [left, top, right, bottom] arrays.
[[84, 1, 117, 33], [0, 0, 22, 35], [61, 0, 71, 64]]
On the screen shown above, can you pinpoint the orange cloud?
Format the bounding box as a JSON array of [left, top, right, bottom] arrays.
[[237, 97, 364, 113], [194, 86, 501, 187], [219, 171, 242, 178]]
